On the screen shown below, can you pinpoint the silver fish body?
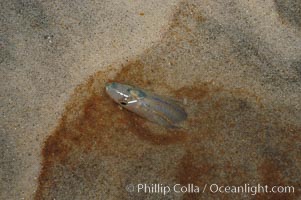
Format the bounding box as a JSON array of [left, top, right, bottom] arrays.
[[105, 82, 187, 127]]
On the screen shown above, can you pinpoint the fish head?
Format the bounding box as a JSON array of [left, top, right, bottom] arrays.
[[105, 82, 146, 106]]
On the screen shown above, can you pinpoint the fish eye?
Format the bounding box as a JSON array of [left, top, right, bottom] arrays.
[[120, 101, 127, 106]]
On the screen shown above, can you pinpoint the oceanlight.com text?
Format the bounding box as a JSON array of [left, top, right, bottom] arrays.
[[125, 183, 295, 196]]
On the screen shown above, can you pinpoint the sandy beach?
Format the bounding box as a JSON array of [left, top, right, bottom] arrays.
[[1, 0, 300, 199]]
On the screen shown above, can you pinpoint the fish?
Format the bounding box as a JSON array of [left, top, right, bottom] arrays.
[[105, 82, 187, 128]]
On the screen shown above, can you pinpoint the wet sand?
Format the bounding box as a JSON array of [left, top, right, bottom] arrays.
[[1, 0, 300, 199]]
